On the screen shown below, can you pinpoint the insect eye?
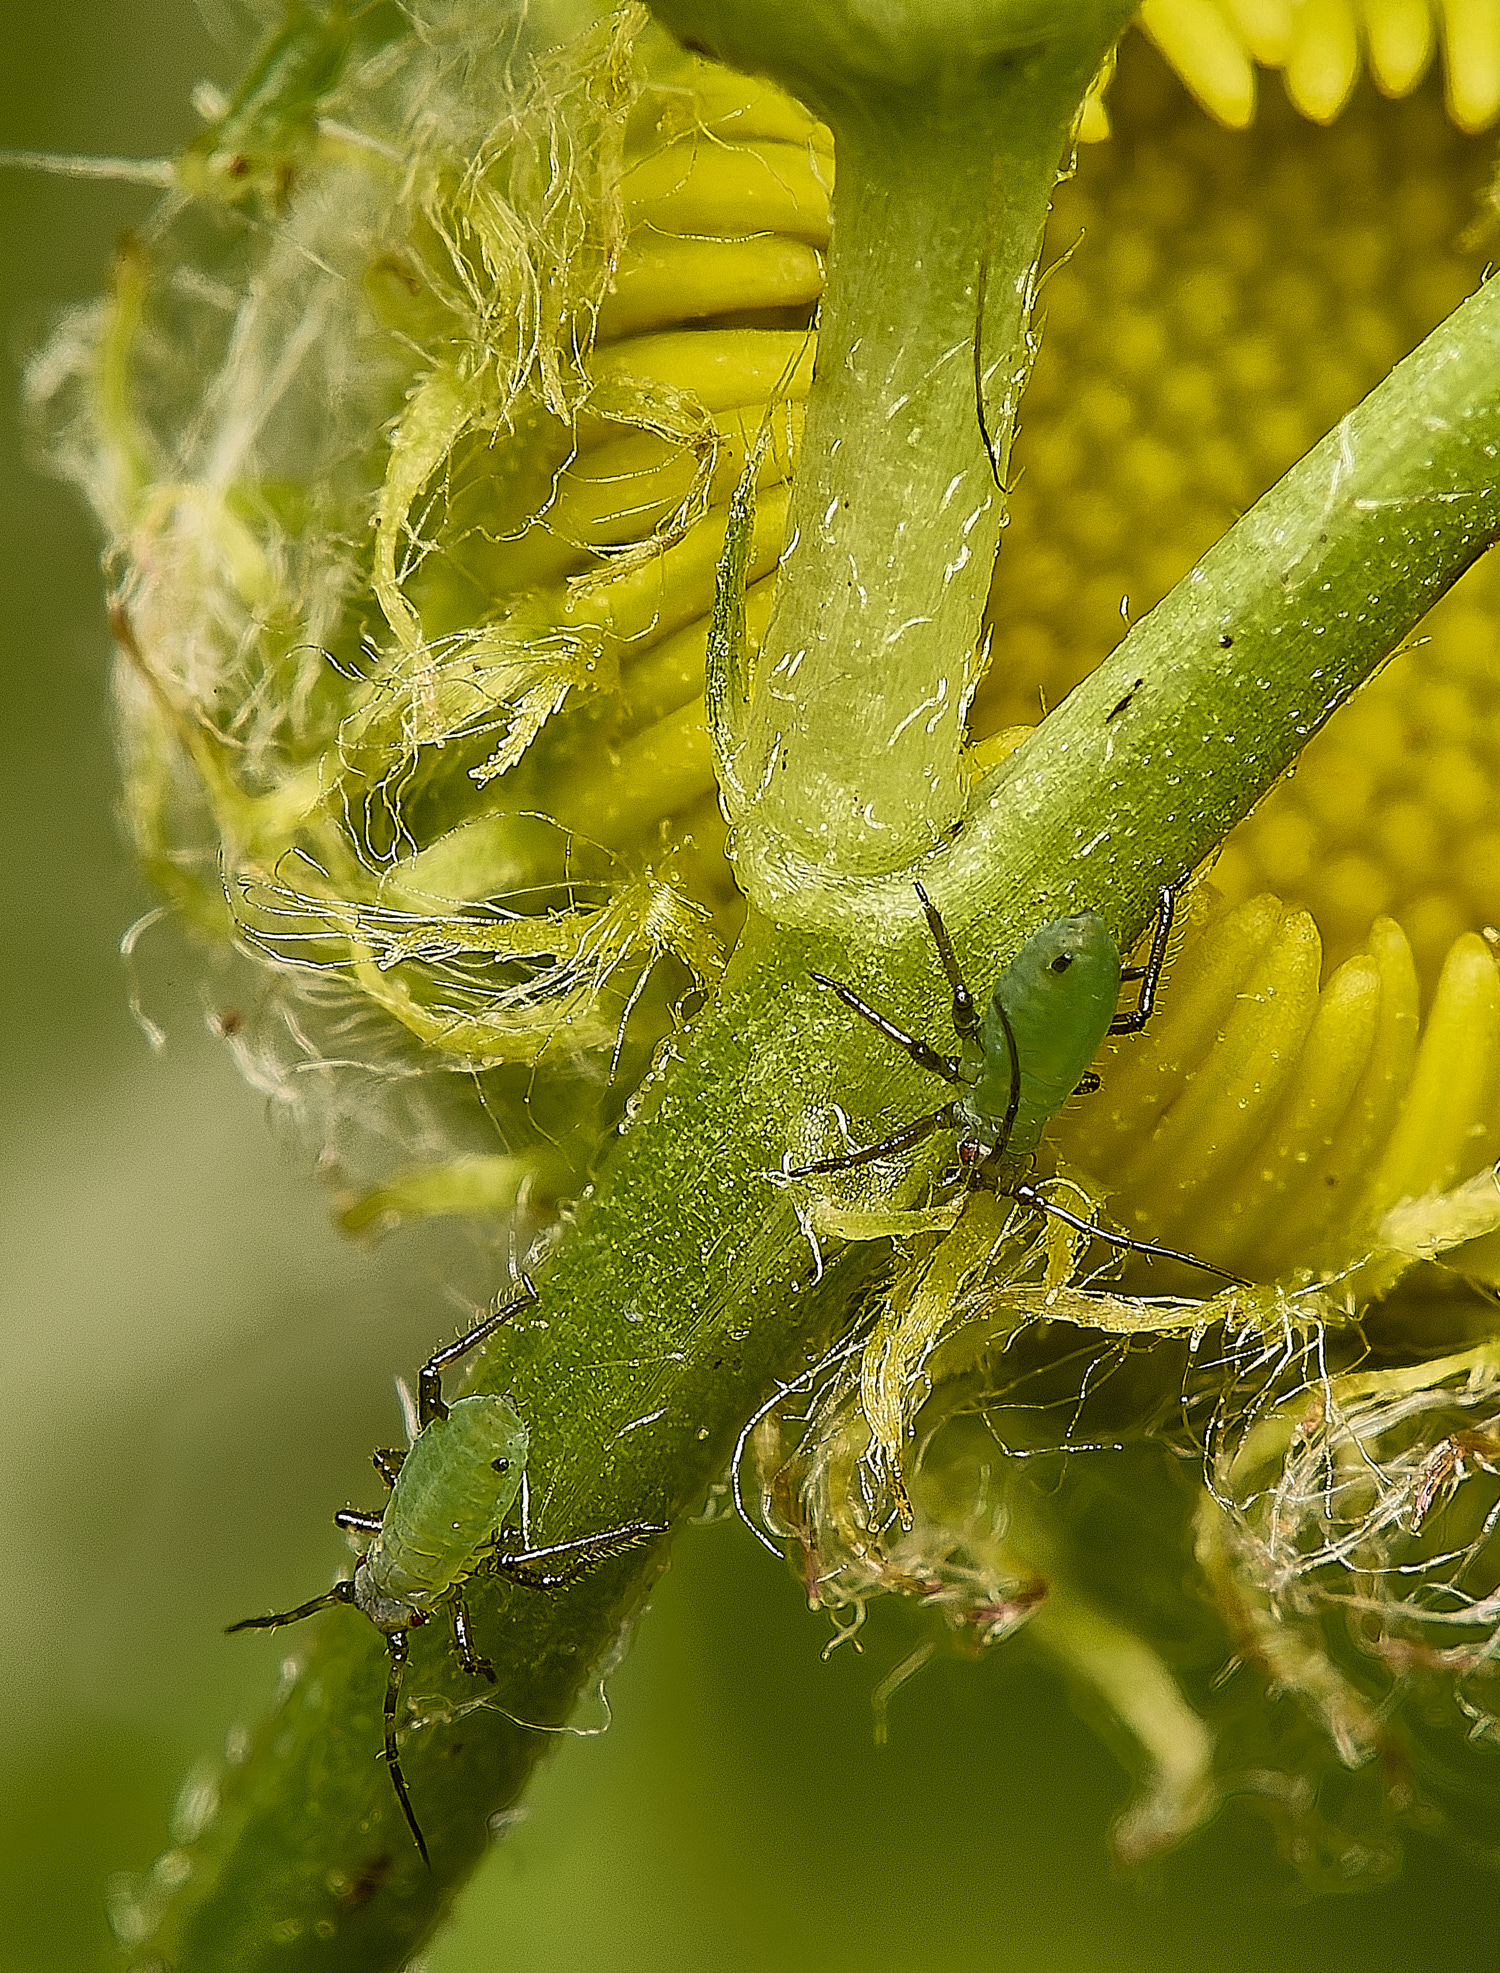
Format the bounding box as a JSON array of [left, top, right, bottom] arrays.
[[1049, 952, 1074, 974], [492, 1458, 510, 1475]]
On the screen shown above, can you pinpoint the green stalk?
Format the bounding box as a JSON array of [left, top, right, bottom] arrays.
[[118, 27, 1500, 1973], [686, 4, 1141, 879]]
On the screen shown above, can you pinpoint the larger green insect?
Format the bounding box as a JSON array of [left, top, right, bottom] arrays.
[[229, 1287, 664, 1863], [792, 882, 1244, 1285]]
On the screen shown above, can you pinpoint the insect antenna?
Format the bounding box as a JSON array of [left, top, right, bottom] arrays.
[[225, 1577, 357, 1634], [0, 148, 175, 185], [971, 155, 1004, 489], [1009, 1179, 1247, 1287], [379, 1629, 430, 1867]]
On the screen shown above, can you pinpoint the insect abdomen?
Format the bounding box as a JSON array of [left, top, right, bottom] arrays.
[[365, 1395, 528, 1610], [971, 913, 1122, 1155]]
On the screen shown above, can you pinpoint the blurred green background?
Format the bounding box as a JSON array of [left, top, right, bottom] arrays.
[[2, 5, 1496, 1968]]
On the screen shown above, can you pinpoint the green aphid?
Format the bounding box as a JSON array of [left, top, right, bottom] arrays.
[[228, 1286, 665, 1864], [178, 0, 405, 205], [0, 2, 407, 207], [793, 883, 1245, 1286]]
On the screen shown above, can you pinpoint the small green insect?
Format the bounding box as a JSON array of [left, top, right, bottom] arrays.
[[229, 1286, 664, 1863], [178, 0, 405, 206], [0, 3, 407, 207], [791, 882, 1245, 1285]]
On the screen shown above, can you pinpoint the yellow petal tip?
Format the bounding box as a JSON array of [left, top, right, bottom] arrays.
[[1139, 0, 1259, 128]]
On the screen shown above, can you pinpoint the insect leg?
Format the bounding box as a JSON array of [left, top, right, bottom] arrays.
[[809, 974, 964, 1082], [786, 1104, 955, 1179], [913, 882, 980, 1039], [334, 1507, 385, 1535], [380, 1628, 430, 1867], [225, 1577, 357, 1634], [1109, 883, 1178, 1034], [1010, 1180, 1247, 1286], [491, 1519, 668, 1591], [419, 1282, 537, 1427], [448, 1592, 495, 1681], [372, 1447, 405, 1489], [966, 999, 1024, 1184]]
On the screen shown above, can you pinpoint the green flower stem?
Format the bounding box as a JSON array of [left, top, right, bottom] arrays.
[[136, 941, 891, 1972], [731, 265, 1500, 970], [928, 277, 1500, 938], [653, 0, 1140, 879], [126, 54, 1500, 1973], [727, 91, 1026, 872]]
